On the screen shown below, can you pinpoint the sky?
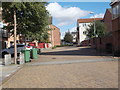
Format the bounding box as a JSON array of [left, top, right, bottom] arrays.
[[46, 2, 111, 39]]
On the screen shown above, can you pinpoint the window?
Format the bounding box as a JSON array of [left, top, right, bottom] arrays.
[[112, 4, 119, 19], [83, 24, 84, 27], [83, 31, 87, 35], [17, 45, 25, 47], [119, 3, 120, 15]]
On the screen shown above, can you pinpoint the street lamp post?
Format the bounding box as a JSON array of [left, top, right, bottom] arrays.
[[90, 12, 96, 37]]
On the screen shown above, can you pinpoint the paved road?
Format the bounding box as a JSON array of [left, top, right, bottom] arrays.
[[1, 46, 119, 88]]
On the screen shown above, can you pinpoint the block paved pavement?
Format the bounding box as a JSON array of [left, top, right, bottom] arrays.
[[1, 46, 119, 88]]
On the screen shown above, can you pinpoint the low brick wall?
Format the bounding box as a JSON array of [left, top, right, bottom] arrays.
[[112, 30, 120, 51], [90, 35, 114, 53], [80, 40, 90, 46]]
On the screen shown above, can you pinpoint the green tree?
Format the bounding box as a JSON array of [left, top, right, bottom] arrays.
[[2, 2, 50, 41], [64, 32, 73, 43], [86, 21, 105, 38]]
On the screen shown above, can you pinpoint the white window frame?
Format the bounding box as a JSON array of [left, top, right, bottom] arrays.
[[112, 4, 119, 19]]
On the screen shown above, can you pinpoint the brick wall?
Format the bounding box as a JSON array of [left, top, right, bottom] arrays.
[[80, 6, 120, 54], [49, 25, 61, 47], [111, 1, 120, 52], [103, 9, 112, 33], [112, 31, 120, 51], [90, 35, 113, 52]]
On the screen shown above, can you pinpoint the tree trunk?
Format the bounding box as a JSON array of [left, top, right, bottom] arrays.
[[14, 10, 17, 64]]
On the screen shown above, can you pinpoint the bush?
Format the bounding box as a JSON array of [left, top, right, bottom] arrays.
[[52, 46, 57, 49], [52, 44, 73, 49], [56, 44, 73, 47]]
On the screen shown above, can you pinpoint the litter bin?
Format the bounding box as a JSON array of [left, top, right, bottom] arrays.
[[21, 50, 30, 62], [31, 48, 38, 59]]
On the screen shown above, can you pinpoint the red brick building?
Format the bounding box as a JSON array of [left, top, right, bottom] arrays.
[[110, 0, 120, 52], [104, 9, 112, 33], [48, 24, 61, 47], [95, 8, 113, 52], [90, 1, 120, 55]]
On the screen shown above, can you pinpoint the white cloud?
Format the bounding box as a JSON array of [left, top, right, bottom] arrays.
[[69, 27, 77, 32], [46, 2, 91, 27], [90, 13, 104, 18], [61, 32, 66, 39]]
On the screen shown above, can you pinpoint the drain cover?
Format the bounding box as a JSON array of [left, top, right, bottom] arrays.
[[52, 58, 56, 59]]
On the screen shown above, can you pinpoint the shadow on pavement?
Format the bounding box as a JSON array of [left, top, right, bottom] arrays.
[[41, 47, 112, 56]]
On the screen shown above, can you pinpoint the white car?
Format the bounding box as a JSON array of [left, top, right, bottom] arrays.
[[1, 44, 33, 58]]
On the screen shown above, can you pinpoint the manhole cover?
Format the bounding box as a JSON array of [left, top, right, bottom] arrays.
[[52, 58, 56, 59]]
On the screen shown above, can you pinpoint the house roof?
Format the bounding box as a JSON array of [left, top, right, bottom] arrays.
[[103, 8, 112, 20], [77, 18, 103, 23], [110, 0, 119, 6]]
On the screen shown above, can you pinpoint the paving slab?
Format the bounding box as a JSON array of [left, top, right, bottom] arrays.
[[0, 64, 22, 85], [2, 61, 118, 88]]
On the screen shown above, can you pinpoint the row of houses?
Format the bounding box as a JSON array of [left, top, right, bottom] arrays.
[[0, 7, 61, 50], [76, 0, 120, 55]]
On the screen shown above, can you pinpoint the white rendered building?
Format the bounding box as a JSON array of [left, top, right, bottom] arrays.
[[71, 32, 77, 43], [77, 18, 103, 45]]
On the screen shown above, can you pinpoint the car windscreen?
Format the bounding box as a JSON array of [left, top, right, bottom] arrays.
[[17, 45, 25, 47], [10, 45, 25, 48]]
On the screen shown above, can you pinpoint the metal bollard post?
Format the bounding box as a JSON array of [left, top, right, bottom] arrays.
[[4, 54, 11, 65], [18, 52, 25, 64]]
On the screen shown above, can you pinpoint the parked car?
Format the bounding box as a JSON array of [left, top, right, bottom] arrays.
[[1, 44, 33, 58]]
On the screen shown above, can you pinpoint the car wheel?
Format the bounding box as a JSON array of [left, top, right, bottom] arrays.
[[2, 52, 9, 58], [11, 54, 14, 57]]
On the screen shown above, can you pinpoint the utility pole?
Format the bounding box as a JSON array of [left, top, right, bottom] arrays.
[[49, 25, 54, 47], [90, 12, 96, 37], [14, 9, 17, 64], [93, 16, 96, 37]]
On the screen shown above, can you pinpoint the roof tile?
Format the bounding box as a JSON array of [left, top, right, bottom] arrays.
[[77, 18, 103, 23]]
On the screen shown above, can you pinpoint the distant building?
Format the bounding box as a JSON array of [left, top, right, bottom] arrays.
[[77, 18, 103, 45], [71, 32, 77, 43], [48, 24, 61, 47]]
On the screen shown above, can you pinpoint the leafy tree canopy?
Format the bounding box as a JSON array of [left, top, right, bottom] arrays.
[[64, 32, 73, 43], [86, 21, 105, 38], [2, 2, 50, 41]]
